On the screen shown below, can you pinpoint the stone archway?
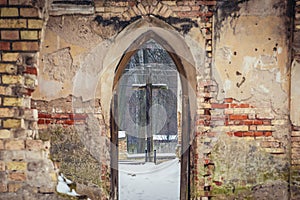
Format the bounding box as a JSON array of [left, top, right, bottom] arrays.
[[109, 20, 197, 200]]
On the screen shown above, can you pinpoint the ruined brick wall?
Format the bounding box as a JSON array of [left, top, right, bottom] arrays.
[[0, 0, 296, 200], [0, 0, 62, 199]]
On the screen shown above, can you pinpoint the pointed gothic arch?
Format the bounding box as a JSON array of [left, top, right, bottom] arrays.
[[110, 29, 196, 200]]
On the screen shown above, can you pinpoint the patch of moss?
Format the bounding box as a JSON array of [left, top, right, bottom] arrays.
[[48, 125, 103, 188]]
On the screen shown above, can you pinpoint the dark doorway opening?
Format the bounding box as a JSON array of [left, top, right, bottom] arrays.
[[110, 31, 191, 200]]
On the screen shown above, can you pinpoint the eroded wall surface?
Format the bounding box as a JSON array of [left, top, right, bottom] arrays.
[[206, 0, 291, 199]]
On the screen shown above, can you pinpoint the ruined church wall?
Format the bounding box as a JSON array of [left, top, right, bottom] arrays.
[[0, 0, 297, 199]]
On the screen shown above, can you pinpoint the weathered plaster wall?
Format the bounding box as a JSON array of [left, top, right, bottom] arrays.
[[209, 0, 291, 198]]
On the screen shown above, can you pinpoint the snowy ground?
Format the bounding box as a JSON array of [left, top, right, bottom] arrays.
[[119, 158, 180, 200]]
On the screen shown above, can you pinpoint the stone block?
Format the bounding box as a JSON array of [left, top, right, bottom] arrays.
[[12, 42, 39, 51], [2, 75, 23, 84], [5, 140, 25, 150], [1, 30, 19, 40], [3, 119, 24, 129], [3, 97, 23, 107], [8, 172, 26, 181], [25, 140, 44, 151], [25, 150, 43, 160], [39, 186, 55, 193], [0, 140, 3, 150], [0, 19, 26, 28], [6, 161, 27, 171], [0, 8, 18, 17], [8, 183, 22, 192], [0, 183, 7, 192], [20, 31, 39, 40], [27, 161, 43, 171], [19, 8, 39, 17], [27, 19, 43, 29], [1, 150, 25, 161], [25, 76, 37, 88], [1, 53, 19, 62], [0, 129, 12, 139], [0, 63, 18, 74]]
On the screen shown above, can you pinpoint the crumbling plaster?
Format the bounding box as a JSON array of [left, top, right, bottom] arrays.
[[214, 0, 290, 115], [34, 15, 206, 125]]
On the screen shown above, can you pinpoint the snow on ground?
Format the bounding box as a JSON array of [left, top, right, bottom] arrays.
[[119, 158, 180, 200]]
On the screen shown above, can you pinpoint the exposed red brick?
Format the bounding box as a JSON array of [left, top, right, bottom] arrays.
[[0, 0, 7, 5], [225, 120, 229, 126], [226, 132, 233, 136], [64, 120, 75, 125], [233, 132, 244, 137], [264, 131, 272, 137], [230, 103, 250, 108], [243, 132, 254, 137], [211, 103, 229, 109], [0, 41, 10, 51], [253, 120, 263, 125], [38, 119, 45, 124], [24, 67, 38, 75], [243, 120, 254, 125], [38, 113, 51, 118], [253, 132, 264, 137], [23, 88, 34, 96], [224, 98, 233, 103], [233, 120, 243, 125], [55, 120, 65, 124], [229, 115, 248, 120]]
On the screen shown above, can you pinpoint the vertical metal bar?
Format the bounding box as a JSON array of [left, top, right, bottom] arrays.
[[145, 149, 148, 162], [154, 149, 157, 164], [146, 82, 152, 162]]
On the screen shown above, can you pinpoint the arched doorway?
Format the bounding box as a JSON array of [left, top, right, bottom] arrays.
[[110, 31, 193, 200]]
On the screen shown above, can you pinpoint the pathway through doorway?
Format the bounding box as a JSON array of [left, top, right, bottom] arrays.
[[119, 159, 180, 200]]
